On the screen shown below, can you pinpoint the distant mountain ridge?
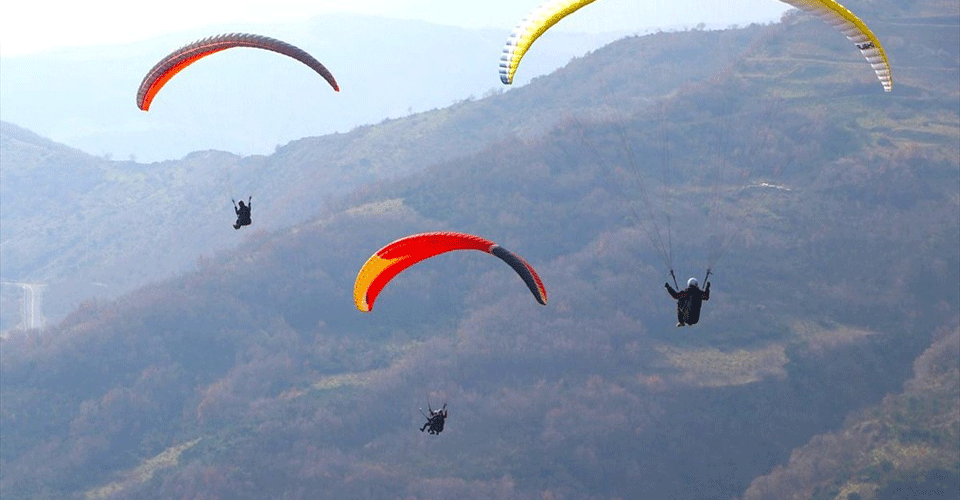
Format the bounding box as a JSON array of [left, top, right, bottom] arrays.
[[0, 13, 634, 162]]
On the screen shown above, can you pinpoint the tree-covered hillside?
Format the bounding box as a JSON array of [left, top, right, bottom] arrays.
[[0, 20, 768, 332], [742, 323, 959, 500], [1, 0, 958, 498]]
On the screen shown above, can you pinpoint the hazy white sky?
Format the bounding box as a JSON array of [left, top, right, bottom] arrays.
[[1, 0, 790, 56]]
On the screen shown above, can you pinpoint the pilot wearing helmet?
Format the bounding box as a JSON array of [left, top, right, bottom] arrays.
[[665, 277, 710, 327]]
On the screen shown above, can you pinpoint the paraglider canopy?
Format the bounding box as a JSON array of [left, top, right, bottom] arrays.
[[499, 0, 892, 91], [137, 32, 340, 111], [353, 231, 548, 312]]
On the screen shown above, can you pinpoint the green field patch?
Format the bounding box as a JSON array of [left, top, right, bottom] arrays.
[[346, 198, 407, 216], [85, 438, 202, 499], [654, 342, 789, 387]]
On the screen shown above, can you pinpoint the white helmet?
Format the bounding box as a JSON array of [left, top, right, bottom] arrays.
[[687, 278, 699, 288]]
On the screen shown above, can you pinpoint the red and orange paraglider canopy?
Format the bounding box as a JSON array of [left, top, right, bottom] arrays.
[[354, 232, 548, 312], [137, 33, 339, 111]]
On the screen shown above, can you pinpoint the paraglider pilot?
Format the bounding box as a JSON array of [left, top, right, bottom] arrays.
[[420, 403, 448, 435], [233, 196, 252, 230], [665, 277, 710, 326]]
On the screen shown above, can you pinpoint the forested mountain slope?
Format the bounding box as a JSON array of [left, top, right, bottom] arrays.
[[1, 0, 957, 498], [1, 21, 765, 330]]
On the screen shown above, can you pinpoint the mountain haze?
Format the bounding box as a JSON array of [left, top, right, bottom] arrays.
[[1, 0, 958, 498], [1, 21, 767, 330], [0, 14, 632, 162]]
